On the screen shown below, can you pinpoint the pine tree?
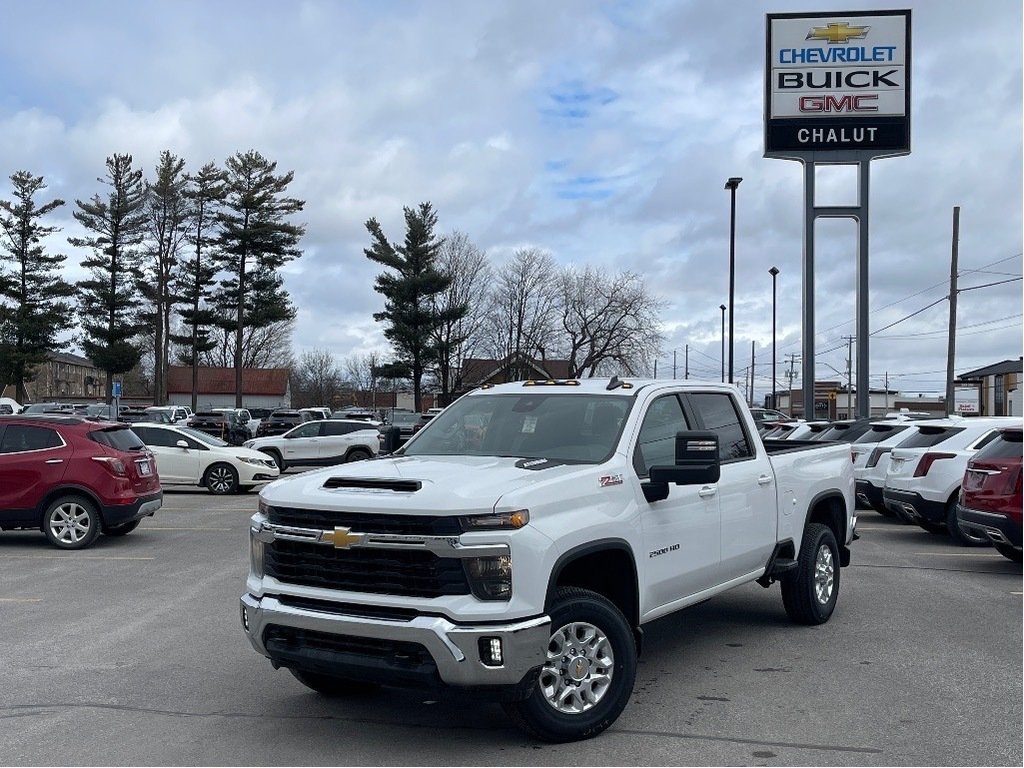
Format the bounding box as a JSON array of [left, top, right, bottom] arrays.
[[217, 150, 304, 406], [169, 162, 225, 411], [0, 171, 74, 402], [140, 150, 190, 405], [364, 202, 464, 412], [70, 154, 148, 399]]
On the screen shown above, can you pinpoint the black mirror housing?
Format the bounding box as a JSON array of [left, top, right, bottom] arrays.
[[649, 431, 721, 486]]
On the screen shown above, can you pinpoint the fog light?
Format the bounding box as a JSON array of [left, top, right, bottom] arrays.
[[479, 637, 503, 667], [240, 603, 250, 632]]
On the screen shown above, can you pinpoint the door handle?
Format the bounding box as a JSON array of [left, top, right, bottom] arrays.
[[45, 459, 64, 465], [757, 474, 774, 486], [698, 486, 717, 498]]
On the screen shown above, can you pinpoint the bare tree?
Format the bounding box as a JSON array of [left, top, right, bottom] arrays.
[[341, 352, 380, 392], [485, 248, 558, 380], [197, 318, 295, 370], [430, 231, 490, 401], [557, 267, 665, 378], [291, 348, 341, 408]]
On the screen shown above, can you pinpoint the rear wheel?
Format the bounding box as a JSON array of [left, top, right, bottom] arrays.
[[994, 543, 1023, 562], [502, 587, 636, 743], [42, 496, 101, 550], [204, 463, 238, 495], [945, 500, 989, 547], [781, 523, 840, 625], [104, 519, 141, 536], [288, 668, 379, 695]]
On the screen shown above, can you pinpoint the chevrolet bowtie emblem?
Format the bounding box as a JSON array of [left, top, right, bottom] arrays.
[[806, 22, 870, 44], [322, 526, 365, 549]]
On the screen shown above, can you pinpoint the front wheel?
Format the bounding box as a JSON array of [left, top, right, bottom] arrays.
[[781, 523, 840, 625], [204, 463, 238, 495], [346, 448, 372, 462], [502, 587, 636, 743]]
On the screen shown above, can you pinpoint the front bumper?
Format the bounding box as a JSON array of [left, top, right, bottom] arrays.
[[240, 593, 550, 692], [882, 488, 945, 523], [956, 505, 1023, 549], [101, 490, 163, 527]]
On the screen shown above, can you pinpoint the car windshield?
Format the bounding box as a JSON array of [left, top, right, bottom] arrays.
[[401, 393, 633, 463], [177, 426, 229, 447]]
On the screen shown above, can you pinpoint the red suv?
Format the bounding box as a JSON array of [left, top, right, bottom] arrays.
[[956, 426, 1022, 562], [0, 415, 162, 549]]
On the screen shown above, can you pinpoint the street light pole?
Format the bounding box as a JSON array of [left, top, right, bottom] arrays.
[[769, 266, 779, 409], [719, 304, 726, 382], [724, 176, 742, 385]]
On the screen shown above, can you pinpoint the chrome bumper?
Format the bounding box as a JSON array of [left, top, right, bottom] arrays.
[[240, 593, 550, 687]]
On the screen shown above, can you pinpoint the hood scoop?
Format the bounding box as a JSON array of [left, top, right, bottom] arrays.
[[322, 477, 422, 493]]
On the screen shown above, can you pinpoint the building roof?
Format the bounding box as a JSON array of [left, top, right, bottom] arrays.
[[167, 366, 289, 396], [47, 351, 97, 367], [957, 357, 1023, 381]]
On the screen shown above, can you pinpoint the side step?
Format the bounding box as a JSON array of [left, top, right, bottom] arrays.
[[757, 540, 797, 588]]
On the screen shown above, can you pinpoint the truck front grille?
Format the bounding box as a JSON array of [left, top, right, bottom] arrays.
[[265, 539, 470, 597], [268, 507, 462, 535]]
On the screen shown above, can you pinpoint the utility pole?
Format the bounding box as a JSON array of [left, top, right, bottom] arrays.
[[673, 350, 677, 380], [750, 341, 756, 405], [684, 345, 689, 379], [786, 354, 799, 416], [653, 359, 658, 378], [945, 206, 960, 416], [844, 335, 854, 418], [885, 371, 889, 412]]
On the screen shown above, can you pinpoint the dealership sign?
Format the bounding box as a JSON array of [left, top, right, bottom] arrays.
[[765, 10, 911, 156]]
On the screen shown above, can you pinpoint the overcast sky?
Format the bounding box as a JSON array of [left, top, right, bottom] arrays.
[[1, 0, 1020, 399]]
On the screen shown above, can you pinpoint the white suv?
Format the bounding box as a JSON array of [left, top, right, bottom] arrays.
[[244, 418, 381, 471], [882, 417, 1017, 544]]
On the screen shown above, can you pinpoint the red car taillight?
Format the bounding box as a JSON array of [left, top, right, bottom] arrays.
[[913, 452, 956, 477], [866, 447, 891, 468], [91, 455, 128, 477]]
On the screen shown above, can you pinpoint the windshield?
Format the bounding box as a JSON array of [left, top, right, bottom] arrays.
[[177, 426, 229, 447], [401, 393, 632, 463]]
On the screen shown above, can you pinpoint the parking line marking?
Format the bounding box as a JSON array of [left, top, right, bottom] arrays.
[[1011, 591, 1023, 595], [2, 555, 155, 561], [0, 598, 42, 603], [144, 527, 232, 531], [911, 552, 1003, 557]]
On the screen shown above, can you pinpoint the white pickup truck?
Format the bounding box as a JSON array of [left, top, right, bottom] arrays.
[[240, 378, 856, 742]]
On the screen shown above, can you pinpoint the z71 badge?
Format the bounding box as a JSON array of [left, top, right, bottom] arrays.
[[599, 474, 624, 487]]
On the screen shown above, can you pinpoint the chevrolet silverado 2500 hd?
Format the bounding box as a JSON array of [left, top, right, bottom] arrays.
[[241, 378, 856, 742]]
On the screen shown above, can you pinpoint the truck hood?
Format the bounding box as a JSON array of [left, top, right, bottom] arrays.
[[259, 454, 607, 516]]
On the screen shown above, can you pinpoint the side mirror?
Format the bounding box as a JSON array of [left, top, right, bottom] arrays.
[[176, 440, 189, 450], [642, 431, 721, 503]]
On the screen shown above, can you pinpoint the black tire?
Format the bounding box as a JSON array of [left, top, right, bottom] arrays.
[[945, 499, 990, 547], [346, 448, 372, 463], [994, 543, 1023, 563], [204, 463, 238, 495], [288, 668, 379, 695], [42, 495, 101, 550], [104, 519, 141, 536], [502, 587, 636, 743], [261, 449, 285, 472], [781, 523, 840, 625]]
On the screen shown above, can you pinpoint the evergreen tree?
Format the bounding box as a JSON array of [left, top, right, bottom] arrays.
[[70, 154, 148, 399], [140, 150, 190, 405], [216, 150, 304, 406], [0, 171, 74, 402], [169, 162, 225, 411], [364, 202, 463, 412]]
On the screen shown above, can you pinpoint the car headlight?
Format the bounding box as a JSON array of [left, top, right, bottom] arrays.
[[460, 510, 530, 530], [236, 456, 265, 466], [464, 555, 512, 601]]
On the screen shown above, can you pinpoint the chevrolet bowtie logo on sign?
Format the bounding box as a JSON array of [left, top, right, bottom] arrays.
[[321, 526, 365, 549], [806, 22, 870, 44]]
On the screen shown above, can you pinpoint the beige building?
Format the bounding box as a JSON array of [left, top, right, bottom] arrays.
[[16, 352, 107, 403]]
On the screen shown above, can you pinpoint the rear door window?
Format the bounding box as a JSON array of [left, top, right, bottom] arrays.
[[0, 425, 64, 453], [323, 422, 358, 436], [685, 392, 753, 461], [853, 424, 908, 444]]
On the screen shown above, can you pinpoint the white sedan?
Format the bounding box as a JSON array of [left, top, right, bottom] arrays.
[[130, 422, 280, 494]]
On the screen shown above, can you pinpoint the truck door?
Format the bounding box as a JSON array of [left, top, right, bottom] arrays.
[[684, 392, 776, 576], [631, 394, 721, 608]]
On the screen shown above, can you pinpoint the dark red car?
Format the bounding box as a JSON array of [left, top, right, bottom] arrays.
[[0, 415, 162, 549], [956, 426, 1022, 562]]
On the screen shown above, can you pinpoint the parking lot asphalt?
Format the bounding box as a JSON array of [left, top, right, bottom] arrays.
[[1, 489, 1020, 767]]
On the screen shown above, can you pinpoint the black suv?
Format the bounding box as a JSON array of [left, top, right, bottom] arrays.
[[255, 409, 312, 438], [188, 411, 251, 446]]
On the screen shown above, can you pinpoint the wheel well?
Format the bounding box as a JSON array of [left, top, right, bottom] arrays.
[[547, 544, 639, 629], [36, 487, 102, 527], [345, 445, 373, 460], [807, 494, 846, 544]]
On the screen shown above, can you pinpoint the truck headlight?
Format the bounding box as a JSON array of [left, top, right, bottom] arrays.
[[249, 526, 265, 577], [464, 555, 512, 601], [460, 510, 529, 530]]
